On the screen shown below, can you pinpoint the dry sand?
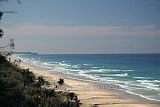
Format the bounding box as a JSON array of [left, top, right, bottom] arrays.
[[18, 62, 160, 107]]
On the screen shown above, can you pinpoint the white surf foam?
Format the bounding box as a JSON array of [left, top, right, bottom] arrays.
[[126, 90, 160, 102], [104, 73, 128, 77]]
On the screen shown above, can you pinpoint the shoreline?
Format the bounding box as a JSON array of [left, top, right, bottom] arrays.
[[18, 61, 160, 107], [55, 71, 160, 104], [52, 69, 160, 103]]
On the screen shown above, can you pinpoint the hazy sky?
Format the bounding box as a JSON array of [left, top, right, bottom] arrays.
[[0, 0, 160, 54]]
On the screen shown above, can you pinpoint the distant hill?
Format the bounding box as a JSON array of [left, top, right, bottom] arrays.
[[14, 52, 38, 54]]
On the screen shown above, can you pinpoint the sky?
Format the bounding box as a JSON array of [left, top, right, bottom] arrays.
[[0, 0, 160, 54]]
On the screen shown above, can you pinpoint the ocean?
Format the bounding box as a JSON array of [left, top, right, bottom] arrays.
[[12, 54, 160, 102]]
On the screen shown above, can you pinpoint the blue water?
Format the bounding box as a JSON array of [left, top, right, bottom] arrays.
[[12, 54, 160, 102]]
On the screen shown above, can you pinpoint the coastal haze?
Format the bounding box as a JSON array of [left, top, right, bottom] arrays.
[[0, 0, 160, 54]]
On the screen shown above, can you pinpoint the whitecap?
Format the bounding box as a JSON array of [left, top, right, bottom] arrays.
[[137, 80, 160, 83], [134, 77, 146, 79], [116, 73, 128, 76], [72, 65, 79, 68], [58, 63, 72, 67], [84, 64, 92, 66], [92, 67, 103, 69], [97, 69, 134, 72], [140, 82, 159, 87], [104, 73, 128, 77]]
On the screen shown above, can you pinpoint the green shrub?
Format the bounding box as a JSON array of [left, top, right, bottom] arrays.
[[57, 78, 64, 85], [0, 55, 80, 107]]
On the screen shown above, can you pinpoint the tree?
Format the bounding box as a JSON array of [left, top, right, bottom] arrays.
[[0, 29, 4, 38], [37, 76, 45, 88], [57, 78, 64, 85], [0, 0, 21, 37], [0, 11, 3, 20], [0, 11, 4, 38]]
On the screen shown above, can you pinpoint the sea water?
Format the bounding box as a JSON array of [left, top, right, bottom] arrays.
[[12, 54, 160, 102]]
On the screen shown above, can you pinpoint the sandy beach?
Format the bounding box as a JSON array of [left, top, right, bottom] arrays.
[[18, 62, 160, 107]]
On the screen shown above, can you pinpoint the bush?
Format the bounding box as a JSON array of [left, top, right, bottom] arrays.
[[0, 55, 80, 107], [57, 78, 64, 85], [0, 55, 6, 64]]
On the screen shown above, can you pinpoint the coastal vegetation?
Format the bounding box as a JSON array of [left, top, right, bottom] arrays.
[[0, 55, 80, 107], [58, 78, 64, 85]]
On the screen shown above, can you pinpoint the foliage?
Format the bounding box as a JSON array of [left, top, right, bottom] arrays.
[[57, 78, 64, 85], [0, 55, 80, 107], [0, 11, 3, 38], [0, 55, 6, 64], [0, 29, 4, 37], [0, 11, 2, 20]]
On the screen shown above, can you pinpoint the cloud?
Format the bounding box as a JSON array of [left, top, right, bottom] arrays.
[[3, 24, 160, 37], [154, 0, 160, 4], [0, 0, 21, 4], [0, 0, 7, 2], [38, 20, 74, 25]]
